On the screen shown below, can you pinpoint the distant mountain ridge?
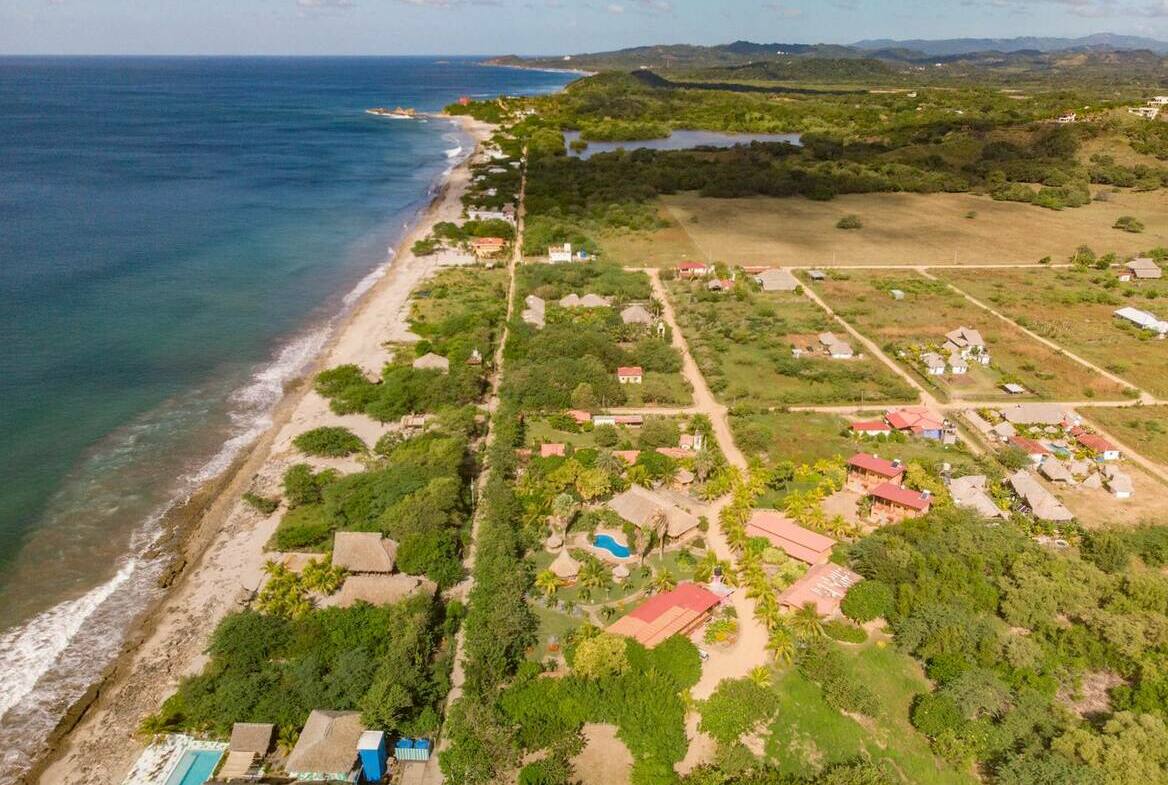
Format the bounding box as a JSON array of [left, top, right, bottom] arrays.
[[852, 33, 1168, 56]]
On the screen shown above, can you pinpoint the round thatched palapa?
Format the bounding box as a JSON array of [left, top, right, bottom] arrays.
[[612, 564, 630, 582], [550, 549, 581, 580]]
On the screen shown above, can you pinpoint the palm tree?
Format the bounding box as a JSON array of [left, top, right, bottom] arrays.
[[755, 592, 783, 631], [535, 569, 560, 599], [627, 464, 652, 488], [748, 665, 773, 689], [766, 626, 796, 667], [600, 605, 618, 621], [791, 601, 825, 639], [694, 552, 720, 583], [692, 449, 716, 482], [595, 450, 624, 477], [579, 558, 610, 591], [651, 569, 677, 594], [552, 492, 577, 530]]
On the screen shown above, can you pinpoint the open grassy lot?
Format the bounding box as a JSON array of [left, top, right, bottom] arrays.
[[806, 270, 1129, 401], [1081, 405, 1168, 467], [936, 266, 1168, 398], [665, 279, 918, 406], [731, 409, 981, 474], [593, 205, 705, 268], [766, 640, 976, 785], [659, 190, 1168, 266]]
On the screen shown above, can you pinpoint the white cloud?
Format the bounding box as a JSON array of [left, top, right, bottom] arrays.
[[606, 3, 625, 13]]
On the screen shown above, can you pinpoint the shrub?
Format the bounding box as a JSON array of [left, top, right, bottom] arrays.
[[698, 677, 780, 743], [824, 619, 868, 643], [836, 214, 863, 230], [242, 492, 279, 516], [293, 426, 366, 457], [572, 632, 630, 679], [1113, 215, 1145, 233], [840, 579, 893, 623]]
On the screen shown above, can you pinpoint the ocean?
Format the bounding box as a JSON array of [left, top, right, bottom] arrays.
[[0, 56, 572, 779]]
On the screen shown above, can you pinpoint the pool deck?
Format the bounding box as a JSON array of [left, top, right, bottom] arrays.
[[122, 736, 227, 785]]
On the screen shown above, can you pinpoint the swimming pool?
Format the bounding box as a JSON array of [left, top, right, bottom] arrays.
[[164, 749, 223, 785], [593, 533, 631, 559]]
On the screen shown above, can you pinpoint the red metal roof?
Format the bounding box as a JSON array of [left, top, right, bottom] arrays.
[[870, 482, 931, 511], [628, 582, 720, 623], [677, 262, 707, 270], [540, 443, 566, 458], [851, 420, 891, 432], [847, 453, 904, 478], [1008, 436, 1050, 455], [1075, 432, 1116, 453], [885, 407, 944, 433], [617, 366, 643, 376], [747, 510, 835, 564]]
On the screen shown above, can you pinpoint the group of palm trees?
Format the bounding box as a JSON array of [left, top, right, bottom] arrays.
[[720, 464, 829, 666]]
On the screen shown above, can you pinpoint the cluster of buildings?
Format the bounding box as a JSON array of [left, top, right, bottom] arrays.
[[1127, 96, 1168, 120], [850, 405, 957, 444], [846, 452, 933, 525], [914, 325, 990, 377], [546, 242, 592, 263]]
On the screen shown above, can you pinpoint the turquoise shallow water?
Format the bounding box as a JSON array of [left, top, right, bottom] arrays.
[[0, 56, 571, 779]]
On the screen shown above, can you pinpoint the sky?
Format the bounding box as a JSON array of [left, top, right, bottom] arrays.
[[2, 0, 1168, 55]]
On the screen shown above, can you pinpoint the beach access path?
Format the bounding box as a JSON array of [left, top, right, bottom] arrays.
[[34, 117, 495, 785]]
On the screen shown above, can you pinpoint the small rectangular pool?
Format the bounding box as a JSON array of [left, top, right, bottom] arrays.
[[164, 749, 223, 785], [593, 534, 630, 559]]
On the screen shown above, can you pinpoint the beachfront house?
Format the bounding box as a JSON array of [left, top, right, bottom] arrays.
[[469, 236, 506, 258], [219, 723, 275, 780], [846, 453, 905, 492], [617, 366, 643, 384], [607, 583, 720, 648], [286, 710, 365, 782]]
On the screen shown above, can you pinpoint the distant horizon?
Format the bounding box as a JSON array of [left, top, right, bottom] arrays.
[[3, 0, 1167, 57]]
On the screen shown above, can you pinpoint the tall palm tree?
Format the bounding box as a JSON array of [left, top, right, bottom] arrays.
[[552, 492, 577, 530], [694, 552, 720, 583], [766, 626, 796, 667], [755, 592, 783, 631], [535, 569, 560, 599], [791, 601, 825, 639], [579, 558, 610, 591], [692, 449, 716, 482]]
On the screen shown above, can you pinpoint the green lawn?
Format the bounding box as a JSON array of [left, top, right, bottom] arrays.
[[665, 279, 918, 406], [767, 642, 977, 785]]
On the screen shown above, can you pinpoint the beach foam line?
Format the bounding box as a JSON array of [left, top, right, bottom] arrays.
[[0, 560, 136, 723]]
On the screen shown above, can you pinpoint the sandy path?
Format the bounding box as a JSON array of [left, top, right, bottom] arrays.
[[34, 117, 494, 785], [570, 724, 633, 785]]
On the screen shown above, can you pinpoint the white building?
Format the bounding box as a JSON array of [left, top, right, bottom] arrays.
[[548, 243, 573, 263], [1114, 306, 1168, 336]]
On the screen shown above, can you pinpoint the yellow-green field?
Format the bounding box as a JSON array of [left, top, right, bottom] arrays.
[[653, 190, 1168, 266], [937, 266, 1168, 398], [804, 271, 1130, 401]]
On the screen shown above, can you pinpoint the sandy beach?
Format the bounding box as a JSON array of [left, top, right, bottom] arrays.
[[31, 115, 495, 785]]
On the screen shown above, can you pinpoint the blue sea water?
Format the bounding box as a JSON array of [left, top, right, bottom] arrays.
[[0, 56, 572, 779]]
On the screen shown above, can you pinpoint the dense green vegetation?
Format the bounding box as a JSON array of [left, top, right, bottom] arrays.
[[292, 426, 366, 458], [845, 508, 1168, 784], [147, 596, 453, 740]]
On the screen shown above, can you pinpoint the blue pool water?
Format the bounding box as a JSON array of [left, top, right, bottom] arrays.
[[593, 534, 631, 559], [165, 749, 224, 785]]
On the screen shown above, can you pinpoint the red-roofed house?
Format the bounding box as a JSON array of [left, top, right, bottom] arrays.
[[850, 420, 892, 437], [778, 562, 862, 617], [1071, 427, 1120, 461], [1007, 436, 1050, 464], [885, 406, 948, 441], [869, 483, 931, 525], [540, 443, 566, 458], [470, 236, 506, 258], [568, 409, 592, 424], [607, 582, 721, 648], [846, 453, 905, 492], [746, 510, 836, 564], [656, 447, 690, 460], [617, 366, 643, 384], [614, 414, 643, 427], [677, 262, 710, 279]]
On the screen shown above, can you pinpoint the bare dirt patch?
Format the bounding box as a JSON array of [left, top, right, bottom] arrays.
[[571, 723, 633, 785]]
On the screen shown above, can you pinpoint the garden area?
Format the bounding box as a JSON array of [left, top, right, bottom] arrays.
[[804, 270, 1129, 401], [938, 263, 1168, 398], [664, 276, 918, 406]]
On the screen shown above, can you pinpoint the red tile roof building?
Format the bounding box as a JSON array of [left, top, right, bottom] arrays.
[[869, 482, 931, 524], [617, 366, 644, 384], [846, 453, 905, 492], [607, 582, 721, 648], [778, 563, 862, 616], [746, 510, 836, 564], [850, 420, 892, 435], [540, 443, 566, 458]]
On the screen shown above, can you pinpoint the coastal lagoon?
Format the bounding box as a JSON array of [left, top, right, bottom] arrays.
[[564, 129, 802, 159], [0, 56, 571, 780]]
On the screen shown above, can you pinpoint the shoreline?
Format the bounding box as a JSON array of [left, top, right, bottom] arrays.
[[24, 113, 494, 785]]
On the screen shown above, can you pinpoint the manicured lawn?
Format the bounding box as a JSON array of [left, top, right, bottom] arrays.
[[937, 266, 1168, 398], [1081, 405, 1168, 467], [666, 279, 918, 406], [767, 642, 977, 785], [806, 270, 1129, 401]]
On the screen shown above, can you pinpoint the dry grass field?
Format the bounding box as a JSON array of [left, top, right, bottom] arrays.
[[804, 270, 1130, 401], [1083, 406, 1168, 468], [937, 266, 1168, 398], [655, 190, 1168, 266]]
